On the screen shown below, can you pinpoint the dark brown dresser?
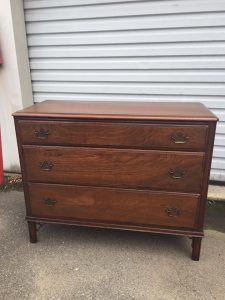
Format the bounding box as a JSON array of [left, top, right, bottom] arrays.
[[13, 101, 218, 260]]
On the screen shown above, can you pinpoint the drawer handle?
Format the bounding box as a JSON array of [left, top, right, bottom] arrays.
[[43, 197, 56, 206], [34, 128, 49, 140], [165, 207, 181, 217], [168, 167, 185, 179], [171, 132, 189, 144], [39, 161, 54, 171]]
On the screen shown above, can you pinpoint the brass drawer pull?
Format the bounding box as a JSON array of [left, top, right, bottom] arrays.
[[168, 167, 185, 179], [34, 128, 49, 140], [171, 132, 189, 144], [39, 160, 54, 171], [165, 207, 181, 217], [43, 197, 56, 206]]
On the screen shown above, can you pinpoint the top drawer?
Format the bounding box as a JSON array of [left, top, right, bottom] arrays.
[[17, 120, 208, 151]]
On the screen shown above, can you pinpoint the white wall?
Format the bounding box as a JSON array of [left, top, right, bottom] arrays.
[[0, 0, 32, 172]]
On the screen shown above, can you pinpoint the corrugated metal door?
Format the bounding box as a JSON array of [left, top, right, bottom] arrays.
[[23, 0, 225, 181]]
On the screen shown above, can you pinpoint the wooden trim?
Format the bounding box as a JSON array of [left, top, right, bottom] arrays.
[[26, 216, 204, 238], [197, 122, 217, 229], [14, 118, 32, 214], [13, 100, 218, 121]]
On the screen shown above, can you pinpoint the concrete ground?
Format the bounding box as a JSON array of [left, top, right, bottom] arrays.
[[208, 184, 225, 202], [0, 191, 225, 300]]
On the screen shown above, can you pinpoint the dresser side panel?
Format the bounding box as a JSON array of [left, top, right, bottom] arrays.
[[197, 121, 217, 230]]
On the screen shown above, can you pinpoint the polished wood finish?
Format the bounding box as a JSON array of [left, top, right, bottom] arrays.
[[13, 100, 218, 121], [13, 100, 218, 260], [23, 146, 204, 192], [18, 120, 208, 151], [27, 215, 204, 237], [27, 221, 37, 243], [192, 237, 202, 261], [28, 183, 199, 229]]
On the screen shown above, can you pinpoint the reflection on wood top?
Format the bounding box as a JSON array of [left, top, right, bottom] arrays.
[[13, 100, 218, 121]]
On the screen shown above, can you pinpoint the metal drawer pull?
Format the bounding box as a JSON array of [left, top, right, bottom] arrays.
[[165, 207, 181, 217], [171, 132, 189, 144], [39, 160, 54, 171], [168, 167, 185, 179], [34, 128, 49, 140], [43, 197, 56, 206]]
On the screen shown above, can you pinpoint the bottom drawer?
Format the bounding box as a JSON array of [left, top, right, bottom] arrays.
[[27, 183, 200, 229]]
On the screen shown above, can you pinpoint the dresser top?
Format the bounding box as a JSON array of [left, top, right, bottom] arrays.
[[13, 100, 218, 121]]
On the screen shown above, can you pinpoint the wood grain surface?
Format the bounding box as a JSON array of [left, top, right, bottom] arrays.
[[28, 183, 199, 229], [23, 145, 205, 193], [13, 100, 218, 121], [18, 120, 208, 151]]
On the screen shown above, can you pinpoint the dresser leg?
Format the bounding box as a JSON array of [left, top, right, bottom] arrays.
[[191, 237, 202, 261], [28, 221, 37, 243]]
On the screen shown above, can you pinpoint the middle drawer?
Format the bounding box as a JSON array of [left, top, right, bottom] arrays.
[[23, 146, 204, 193]]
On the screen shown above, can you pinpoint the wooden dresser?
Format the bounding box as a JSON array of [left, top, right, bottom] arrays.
[[13, 101, 218, 260]]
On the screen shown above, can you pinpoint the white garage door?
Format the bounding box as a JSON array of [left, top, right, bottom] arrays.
[[24, 0, 225, 181]]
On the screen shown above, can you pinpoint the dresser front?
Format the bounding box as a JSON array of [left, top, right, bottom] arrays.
[[13, 101, 217, 260]]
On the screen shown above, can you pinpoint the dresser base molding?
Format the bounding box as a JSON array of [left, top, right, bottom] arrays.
[[26, 218, 203, 260], [26, 216, 204, 236]]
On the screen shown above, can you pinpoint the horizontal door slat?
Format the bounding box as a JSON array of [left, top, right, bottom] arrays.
[[27, 29, 225, 46], [26, 13, 225, 34], [30, 57, 225, 70], [31, 70, 225, 83], [24, 1, 225, 22], [31, 81, 225, 96]]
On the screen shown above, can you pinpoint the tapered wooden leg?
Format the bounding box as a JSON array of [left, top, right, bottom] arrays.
[[28, 221, 37, 243], [191, 237, 202, 261]]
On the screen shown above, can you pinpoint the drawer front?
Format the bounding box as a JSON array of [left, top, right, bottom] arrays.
[[18, 120, 207, 151], [23, 146, 204, 193], [28, 183, 199, 229]]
